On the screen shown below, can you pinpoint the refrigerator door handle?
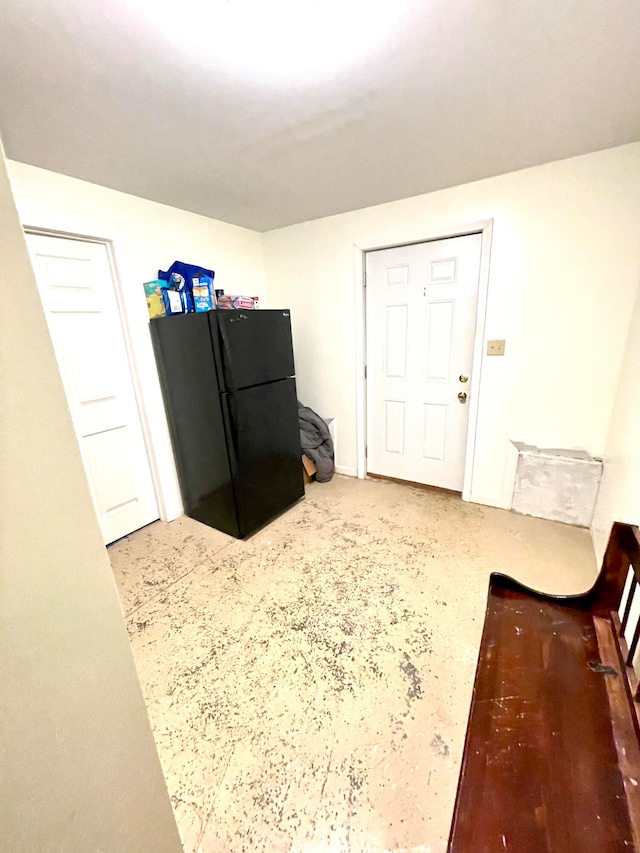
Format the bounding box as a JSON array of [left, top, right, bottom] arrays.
[[219, 333, 234, 390], [221, 394, 239, 467], [207, 313, 228, 391]]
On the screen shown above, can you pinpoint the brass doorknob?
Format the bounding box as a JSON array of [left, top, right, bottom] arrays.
[[459, 374, 469, 383], [458, 392, 468, 403]]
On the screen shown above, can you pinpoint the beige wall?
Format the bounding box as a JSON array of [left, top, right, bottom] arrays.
[[592, 280, 640, 562], [8, 145, 640, 564], [264, 143, 640, 505], [7, 160, 267, 520], [0, 146, 181, 851]]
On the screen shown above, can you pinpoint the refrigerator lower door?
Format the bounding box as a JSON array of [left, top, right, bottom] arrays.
[[222, 377, 304, 537]]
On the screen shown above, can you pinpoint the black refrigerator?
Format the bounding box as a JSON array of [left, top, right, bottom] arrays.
[[151, 309, 304, 538]]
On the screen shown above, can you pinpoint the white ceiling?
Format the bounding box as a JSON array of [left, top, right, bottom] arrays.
[[1, 0, 639, 232]]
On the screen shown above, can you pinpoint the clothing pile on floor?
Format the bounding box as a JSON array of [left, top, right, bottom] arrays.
[[298, 402, 334, 482]]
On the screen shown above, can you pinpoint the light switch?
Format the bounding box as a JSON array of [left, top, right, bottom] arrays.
[[487, 339, 506, 356]]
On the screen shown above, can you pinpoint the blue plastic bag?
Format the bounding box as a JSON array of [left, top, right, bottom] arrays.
[[158, 261, 216, 314]]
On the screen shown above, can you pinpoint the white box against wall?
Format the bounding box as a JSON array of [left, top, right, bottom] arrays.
[[510, 442, 603, 527]]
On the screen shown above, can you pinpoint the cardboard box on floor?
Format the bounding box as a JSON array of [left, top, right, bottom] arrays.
[[302, 454, 316, 485]]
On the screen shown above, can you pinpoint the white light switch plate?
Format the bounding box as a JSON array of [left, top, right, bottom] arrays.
[[487, 339, 506, 356]]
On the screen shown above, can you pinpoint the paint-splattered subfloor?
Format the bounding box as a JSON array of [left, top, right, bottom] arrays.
[[109, 475, 596, 853]]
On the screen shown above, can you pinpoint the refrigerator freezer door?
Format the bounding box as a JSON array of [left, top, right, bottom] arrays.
[[212, 310, 296, 391], [150, 313, 240, 537], [223, 377, 304, 537]]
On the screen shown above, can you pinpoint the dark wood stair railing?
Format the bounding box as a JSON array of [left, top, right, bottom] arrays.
[[448, 521, 640, 853]]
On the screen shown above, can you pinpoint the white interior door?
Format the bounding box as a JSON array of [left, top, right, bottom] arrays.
[[27, 234, 159, 544], [366, 234, 482, 491]]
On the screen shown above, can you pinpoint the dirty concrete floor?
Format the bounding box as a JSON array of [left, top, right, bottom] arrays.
[[109, 475, 596, 853]]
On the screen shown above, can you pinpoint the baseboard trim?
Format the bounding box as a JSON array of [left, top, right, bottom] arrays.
[[335, 465, 358, 477], [468, 492, 510, 509]]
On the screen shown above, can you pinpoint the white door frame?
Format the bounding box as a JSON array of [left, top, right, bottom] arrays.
[[355, 219, 493, 501], [24, 224, 169, 522]]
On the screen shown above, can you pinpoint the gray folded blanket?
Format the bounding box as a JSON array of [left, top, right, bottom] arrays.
[[298, 401, 334, 483]]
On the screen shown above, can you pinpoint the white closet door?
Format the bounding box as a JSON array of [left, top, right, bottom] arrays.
[[27, 234, 159, 543]]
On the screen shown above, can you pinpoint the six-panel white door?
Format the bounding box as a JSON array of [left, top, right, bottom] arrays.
[[27, 234, 159, 544], [366, 234, 482, 491]]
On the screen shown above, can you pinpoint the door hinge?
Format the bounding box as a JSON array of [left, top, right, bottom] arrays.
[[364, 365, 367, 379]]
